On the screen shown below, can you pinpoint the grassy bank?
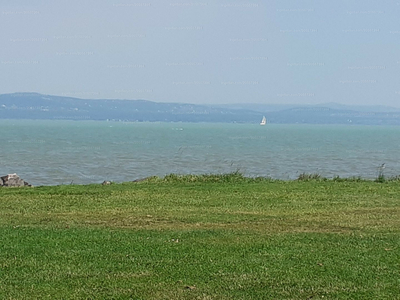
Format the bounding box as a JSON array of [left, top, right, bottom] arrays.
[[1, 175, 400, 299]]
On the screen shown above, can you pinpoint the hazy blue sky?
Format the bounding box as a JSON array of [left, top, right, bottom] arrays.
[[1, 0, 399, 106]]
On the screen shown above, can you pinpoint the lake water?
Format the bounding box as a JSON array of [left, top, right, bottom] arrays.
[[1, 120, 400, 186]]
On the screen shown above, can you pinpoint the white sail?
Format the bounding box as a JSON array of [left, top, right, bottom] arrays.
[[260, 116, 266, 125]]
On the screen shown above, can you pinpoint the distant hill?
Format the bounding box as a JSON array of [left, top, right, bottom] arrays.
[[215, 102, 400, 113], [1, 93, 400, 125], [267, 107, 400, 125], [214, 102, 400, 125], [0, 93, 260, 123]]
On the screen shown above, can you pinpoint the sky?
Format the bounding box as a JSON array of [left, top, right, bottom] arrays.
[[0, 0, 399, 107]]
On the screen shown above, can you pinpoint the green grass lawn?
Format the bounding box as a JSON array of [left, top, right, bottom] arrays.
[[1, 175, 400, 299]]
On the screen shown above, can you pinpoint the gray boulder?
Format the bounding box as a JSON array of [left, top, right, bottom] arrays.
[[0, 173, 32, 187]]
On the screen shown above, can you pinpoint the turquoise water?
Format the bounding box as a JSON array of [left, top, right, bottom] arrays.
[[1, 120, 400, 185]]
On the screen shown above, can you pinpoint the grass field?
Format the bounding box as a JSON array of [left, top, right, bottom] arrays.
[[1, 174, 400, 299]]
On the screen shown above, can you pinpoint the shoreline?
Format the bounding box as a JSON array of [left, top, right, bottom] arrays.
[[2, 172, 398, 188]]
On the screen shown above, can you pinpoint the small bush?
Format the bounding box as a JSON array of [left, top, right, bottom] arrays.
[[333, 176, 364, 182], [161, 171, 247, 183], [387, 175, 400, 182], [297, 173, 325, 181], [135, 171, 280, 184], [375, 174, 386, 183]]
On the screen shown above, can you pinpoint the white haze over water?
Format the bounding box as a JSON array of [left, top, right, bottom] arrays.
[[2, 120, 400, 186], [0, 0, 399, 107]]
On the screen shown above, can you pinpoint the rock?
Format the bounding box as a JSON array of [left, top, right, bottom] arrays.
[[0, 173, 32, 187], [102, 180, 111, 185]]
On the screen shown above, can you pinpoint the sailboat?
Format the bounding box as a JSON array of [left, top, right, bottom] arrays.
[[260, 116, 267, 125]]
